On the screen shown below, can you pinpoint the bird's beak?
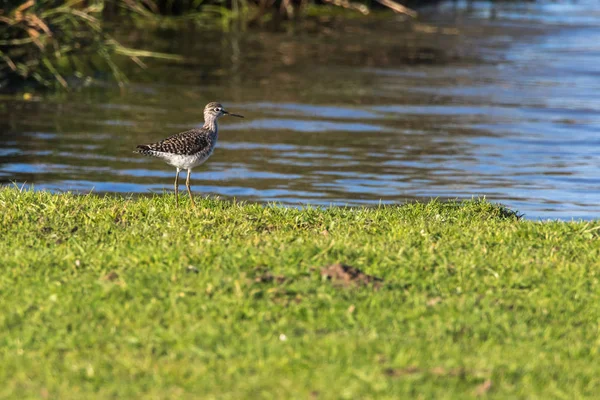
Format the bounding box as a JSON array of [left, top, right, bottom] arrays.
[[223, 110, 244, 118]]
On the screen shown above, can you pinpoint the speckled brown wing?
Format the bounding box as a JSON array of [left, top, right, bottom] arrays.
[[136, 128, 211, 156]]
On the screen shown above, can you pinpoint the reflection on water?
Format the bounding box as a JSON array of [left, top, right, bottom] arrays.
[[1, 0, 600, 220]]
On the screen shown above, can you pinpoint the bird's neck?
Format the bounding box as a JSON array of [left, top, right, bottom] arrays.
[[203, 117, 218, 131]]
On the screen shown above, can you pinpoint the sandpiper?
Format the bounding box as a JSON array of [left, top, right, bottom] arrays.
[[135, 102, 243, 207]]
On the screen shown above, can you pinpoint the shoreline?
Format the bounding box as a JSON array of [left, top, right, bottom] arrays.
[[0, 187, 597, 398]]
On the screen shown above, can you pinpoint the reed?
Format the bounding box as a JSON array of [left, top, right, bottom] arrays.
[[0, 0, 415, 89], [0, 0, 181, 89]]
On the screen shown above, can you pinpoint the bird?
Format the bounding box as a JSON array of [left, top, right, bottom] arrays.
[[135, 102, 243, 208]]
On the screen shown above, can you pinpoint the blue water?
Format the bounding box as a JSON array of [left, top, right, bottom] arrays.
[[1, 0, 600, 220]]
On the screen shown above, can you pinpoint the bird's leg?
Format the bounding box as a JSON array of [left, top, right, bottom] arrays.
[[186, 169, 196, 208], [174, 168, 180, 207]]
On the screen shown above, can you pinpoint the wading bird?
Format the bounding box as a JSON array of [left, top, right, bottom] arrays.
[[135, 102, 243, 207]]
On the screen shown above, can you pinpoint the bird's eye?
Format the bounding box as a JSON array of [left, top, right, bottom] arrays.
[[214, 107, 222, 112]]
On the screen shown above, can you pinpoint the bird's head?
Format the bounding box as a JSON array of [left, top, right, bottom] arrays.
[[204, 102, 244, 121]]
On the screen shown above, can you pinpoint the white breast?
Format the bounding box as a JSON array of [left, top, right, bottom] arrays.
[[161, 152, 211, 170]]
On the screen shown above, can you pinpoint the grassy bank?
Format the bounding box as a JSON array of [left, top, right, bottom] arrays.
[[1, 187, 599, 398]]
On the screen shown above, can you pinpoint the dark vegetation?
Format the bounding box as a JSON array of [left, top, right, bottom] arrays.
[[0, 0, 417, 90], [0, 1, 185, 90]]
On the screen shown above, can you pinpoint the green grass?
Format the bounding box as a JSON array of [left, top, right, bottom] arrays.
[[1, 187, 599, 399]]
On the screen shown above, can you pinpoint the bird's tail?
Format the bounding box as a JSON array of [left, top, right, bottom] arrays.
[[134, 144, 154, 156]]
